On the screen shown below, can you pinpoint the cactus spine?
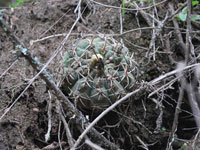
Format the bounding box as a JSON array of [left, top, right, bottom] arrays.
[[63, 36, 138, 111]]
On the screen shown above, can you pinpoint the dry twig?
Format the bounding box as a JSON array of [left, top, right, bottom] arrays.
[[0, 3, 119, 150], [72, 62, 200, 149]]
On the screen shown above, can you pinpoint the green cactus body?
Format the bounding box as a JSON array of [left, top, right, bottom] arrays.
[[63, 36, 138, 112]]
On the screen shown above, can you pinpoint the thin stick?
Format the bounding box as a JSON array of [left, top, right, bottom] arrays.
[[58, 101, 74, 149], [186, 84, 200, 127], [45, 91, 53, 142], [89, 0, 168, 11], [150, 63, 200, 85], [135, 135, 149, 150], [0, 3, 119, 150], [85, 139, 105, 150], [168, 2, 190, 58], [58, 119, 63, 150], [72, 63, 200, 149], [119, 5, 123, 44], [71, 87, 143, 150], [185, 0, 192, 63], [0, 59, 18, 78], [166, 80, 185, 149], [0, 12, 81, 121]]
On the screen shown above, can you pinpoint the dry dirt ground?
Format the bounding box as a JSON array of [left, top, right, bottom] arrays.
[[0, 0, 200, 150]]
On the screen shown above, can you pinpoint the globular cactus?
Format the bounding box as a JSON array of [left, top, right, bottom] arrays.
[[63, 36, 138, 112]]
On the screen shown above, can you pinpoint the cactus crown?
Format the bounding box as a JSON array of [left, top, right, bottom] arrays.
[[63, 36, 138, 111]]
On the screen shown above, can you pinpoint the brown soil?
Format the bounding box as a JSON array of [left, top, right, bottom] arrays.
[[1, 0, 200, 150]]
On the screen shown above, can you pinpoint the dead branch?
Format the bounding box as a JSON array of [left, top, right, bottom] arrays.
[[168, 2, 191, 60], [73, 63, 200, 149], [0, 7, 119, 150], [185, 0, 192, 63]]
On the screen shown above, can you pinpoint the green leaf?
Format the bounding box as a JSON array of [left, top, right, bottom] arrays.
[[176, 1, 199, 22], [10, 0, 33, 8], [191, 15, 200, 21], [122, 0, 126, 15], [192, 0, 199, 6], [179, 13, 187, 21], [176, 7, 187, 22], [182, 7, 187, 14]]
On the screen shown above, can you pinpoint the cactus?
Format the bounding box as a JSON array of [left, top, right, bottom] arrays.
[[63, 36, 138, 112]]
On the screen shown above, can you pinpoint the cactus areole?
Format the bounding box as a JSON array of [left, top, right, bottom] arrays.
[[63, 36, 138, 112]]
